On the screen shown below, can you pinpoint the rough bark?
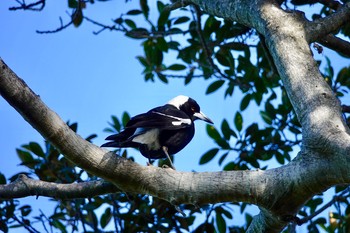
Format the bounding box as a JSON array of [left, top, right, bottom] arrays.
[[1, 0, 350, 232]]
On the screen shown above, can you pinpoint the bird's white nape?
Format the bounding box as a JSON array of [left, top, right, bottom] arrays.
[[167, 95, 190, 109]]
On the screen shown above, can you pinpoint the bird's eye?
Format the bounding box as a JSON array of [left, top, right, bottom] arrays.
[[191, 107, 196, 112]]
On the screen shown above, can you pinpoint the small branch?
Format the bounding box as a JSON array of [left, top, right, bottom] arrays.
[[84, 16, 124, 35], [163, 0, 191, 12], [192, 5, 234, 81], [297, 188, 349, 225], [36, 17, 73, 34], [0, 174, 120, 200], [12, 214, 41, 233], [9, 0, 45, 11], [307, 2, 350, 42], [342, 105, 350, 113], [317, 34, 350, 58], [317, 0, 342, 10]]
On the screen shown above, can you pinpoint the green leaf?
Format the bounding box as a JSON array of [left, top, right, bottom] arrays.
[[0, 173, 6, 185], [275, 151, 285, 165], [260, 111, 272, 125], [218, 152, 228, 166], [16, 149, 34, 164], [124, 19, 137, 29], [52, 219, 67, 233], [224, 82, 234, 98], [206, 125, 221, 141], [156, 37, 168, 52], [240, 94, 251, 111], [72, 8, 83, 27], [68, 0, 78, 8], [136, 56, 149, 67], [126, 9, 142, 15], [19, 205, 32, 217], [111, 115, 121, 132], [221, 119, 234, 140], [174, 16, 190, 25], [122, 112, 130, 127], [167, 64, 186, 71], [206, 80, 225, 94], [223, 161, 235, 171], [157, 73, 168, 83], [216, 213, 226, 233], [234, 112, 243, 132], [199, 148, 219, 165], [29, 142, 45, 157], [158, 10, 170, 27], [100, 207, 112, 228], [140, 0, 149, 19], [156, 0, 165, 12]]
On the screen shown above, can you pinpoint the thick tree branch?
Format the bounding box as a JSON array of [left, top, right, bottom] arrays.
[[2, 0, 350, 231], [0, 174, 119, 200], [0, 57, 294, 209]]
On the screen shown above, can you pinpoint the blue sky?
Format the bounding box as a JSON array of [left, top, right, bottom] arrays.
[[1, 0, 349, 232], [0, 1, 240, 230]]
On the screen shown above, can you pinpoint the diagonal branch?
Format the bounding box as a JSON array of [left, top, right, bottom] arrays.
[[307, 2, 350, 42], [317, 34, 350, 58], [0, 174, 119, 200]]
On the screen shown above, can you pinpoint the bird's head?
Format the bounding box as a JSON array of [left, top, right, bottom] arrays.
[[167, 95, 214, 124]]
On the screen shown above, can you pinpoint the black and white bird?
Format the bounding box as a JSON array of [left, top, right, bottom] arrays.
[[101, 95, 213, 169]]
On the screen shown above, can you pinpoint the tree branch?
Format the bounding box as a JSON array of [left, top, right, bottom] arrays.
[[9, 0, 45, 11], [163, 0, 191, 12], [307, 2, 350, 42], [317, 34, 350, 58], [0, 174, 119, 200], [36, 17, 73, 34]]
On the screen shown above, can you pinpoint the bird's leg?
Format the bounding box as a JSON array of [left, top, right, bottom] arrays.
[[147, 158, 154, 166], [162, 146, 176, 170]]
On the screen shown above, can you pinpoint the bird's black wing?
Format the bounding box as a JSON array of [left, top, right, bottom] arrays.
[[126, 105, 192, 130]]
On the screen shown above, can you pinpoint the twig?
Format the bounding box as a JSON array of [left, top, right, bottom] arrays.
[[192, 5, 234, 81], [12, 214, 41, 233], [9, 0, 45, 11], [36, 17, 73, 34], [297, 187, 350, 225]]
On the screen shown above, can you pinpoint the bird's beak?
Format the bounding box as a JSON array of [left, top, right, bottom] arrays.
[[193, 111, 213, 124]]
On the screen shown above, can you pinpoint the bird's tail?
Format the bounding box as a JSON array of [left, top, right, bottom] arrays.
[[101, 128, 136, 148]]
